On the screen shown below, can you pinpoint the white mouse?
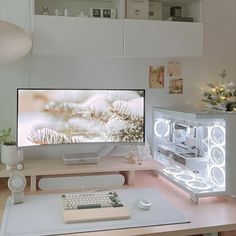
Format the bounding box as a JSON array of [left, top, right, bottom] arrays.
[[136, 198, 152, 210]]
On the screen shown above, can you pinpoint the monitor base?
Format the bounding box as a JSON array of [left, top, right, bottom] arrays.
[[63, 152, 100, 165]]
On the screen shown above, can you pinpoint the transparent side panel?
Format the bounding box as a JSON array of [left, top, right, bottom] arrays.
[[153, 110, 226, 195]]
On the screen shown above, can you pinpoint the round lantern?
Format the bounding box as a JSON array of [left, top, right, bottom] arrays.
[[0, 20, 32, 64]]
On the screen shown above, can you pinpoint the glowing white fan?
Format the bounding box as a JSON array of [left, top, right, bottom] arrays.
[[210, 125, 225, 145], [210, 145, 225, 166], [209, 166, 225, 187], [174, 171, 194, 182], [186, 179, 210, 191], [154, 119, 170, 138], [163, 166, 183, 175]]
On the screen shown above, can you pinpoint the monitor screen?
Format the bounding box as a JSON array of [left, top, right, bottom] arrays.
[[17, 89, 145, 147]]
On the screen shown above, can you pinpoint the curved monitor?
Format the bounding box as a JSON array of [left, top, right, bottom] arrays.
[[17, 89, 145, 147]]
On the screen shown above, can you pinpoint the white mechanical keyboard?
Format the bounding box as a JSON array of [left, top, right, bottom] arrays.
[[61, 191, 131, 223]]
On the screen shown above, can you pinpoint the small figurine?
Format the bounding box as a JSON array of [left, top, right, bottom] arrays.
[[6, 163, 12, 171], [127, 147, 138, 164], [41, 5, 50, 15], [17, 163, 24, 170]]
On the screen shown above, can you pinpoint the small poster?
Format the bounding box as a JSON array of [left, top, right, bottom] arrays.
[[149, 65, 164, 89], [167, 61, 182, 78], [169, 78, 183, 94]]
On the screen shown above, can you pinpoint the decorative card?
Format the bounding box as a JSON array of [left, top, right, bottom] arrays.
[[167, 61, 182, 78], [149, 65, 164, 89], [169, 78, 183, 94]]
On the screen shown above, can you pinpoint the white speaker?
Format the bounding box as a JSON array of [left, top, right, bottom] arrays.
[[38, 174, 125, 191]]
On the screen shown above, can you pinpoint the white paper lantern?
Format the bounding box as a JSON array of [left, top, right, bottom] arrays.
[[0, 20, 32, 64]]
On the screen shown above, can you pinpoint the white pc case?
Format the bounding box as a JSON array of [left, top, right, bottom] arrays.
[[152, 107, 236, 202]]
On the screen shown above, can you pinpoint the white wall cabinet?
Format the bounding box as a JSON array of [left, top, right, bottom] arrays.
[[32, 16, 203, 58], [32, 16, 124, 56], [124, 19, 203, 58], [32, 0, 203, 58]]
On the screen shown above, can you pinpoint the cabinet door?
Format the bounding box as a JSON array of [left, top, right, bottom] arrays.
[[124, 19, 203, 58], [32, 16, 124, 56]]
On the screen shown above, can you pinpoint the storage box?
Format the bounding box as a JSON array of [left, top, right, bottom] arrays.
[[149, 0, 162, 20], [170, 6, 182, 17], [165, 16, 194, 22], [126, 0, 149, 20]]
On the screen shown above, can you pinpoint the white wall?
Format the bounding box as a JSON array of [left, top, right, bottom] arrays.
[[0, 0, 32, 131], [0, 0, 31, 31], [0, 0, 236, 158], [201, 0, 236, 79]]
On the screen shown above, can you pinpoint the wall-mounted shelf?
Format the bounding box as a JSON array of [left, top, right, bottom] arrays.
[[33, 0, 201, 22], [33, 0, 125, 19], [31, 0, 203, 57]]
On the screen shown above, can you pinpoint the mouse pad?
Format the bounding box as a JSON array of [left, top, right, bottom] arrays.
[[1, 188, 190, 236]]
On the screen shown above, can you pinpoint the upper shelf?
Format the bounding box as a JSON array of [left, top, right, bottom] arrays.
[[161, 0, 197, 7], [32, 0, 202, 22], [33, 0, 126, 19]]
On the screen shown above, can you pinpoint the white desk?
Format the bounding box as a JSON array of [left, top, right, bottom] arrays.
[[1, 171, 236, 236]]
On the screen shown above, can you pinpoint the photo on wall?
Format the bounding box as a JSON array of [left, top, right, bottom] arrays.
[[167, 61, 182, 78], [169, 78, 183, 94], [149, 65, 164, 89]]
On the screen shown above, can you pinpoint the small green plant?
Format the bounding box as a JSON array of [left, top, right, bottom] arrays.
[[0, 128, 15, 145]]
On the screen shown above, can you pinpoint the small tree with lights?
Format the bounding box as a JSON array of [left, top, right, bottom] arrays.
[[202, 70, 236, 112]]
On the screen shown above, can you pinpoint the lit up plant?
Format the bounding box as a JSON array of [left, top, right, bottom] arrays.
[[202, 70, 236, 112]]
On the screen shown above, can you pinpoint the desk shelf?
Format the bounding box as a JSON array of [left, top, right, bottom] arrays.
[[0, 157, 159, 192]]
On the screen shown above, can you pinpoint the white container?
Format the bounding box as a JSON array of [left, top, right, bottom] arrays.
[[149, 0, 162, 20], [1, 145, 24, 166], [64, 9, 70, 17], [54, 9, 60, 16], [126, 0, 149, 20]]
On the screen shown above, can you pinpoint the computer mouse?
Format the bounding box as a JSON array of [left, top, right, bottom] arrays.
[[136, 197, 152, 210]]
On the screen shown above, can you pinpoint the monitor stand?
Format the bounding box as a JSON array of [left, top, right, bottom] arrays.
[[97, 145, 132, 158], [63, 152, 100, 165]]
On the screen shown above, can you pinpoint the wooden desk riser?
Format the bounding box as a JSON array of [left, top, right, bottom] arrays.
[[0, 157, 159, 192], [1, 161, 236, 236]]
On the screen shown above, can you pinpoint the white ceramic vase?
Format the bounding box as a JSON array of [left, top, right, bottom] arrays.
[[1, 144, 24, 165]]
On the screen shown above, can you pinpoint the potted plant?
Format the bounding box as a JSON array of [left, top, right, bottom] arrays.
[[0, 128, 24, 166]]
